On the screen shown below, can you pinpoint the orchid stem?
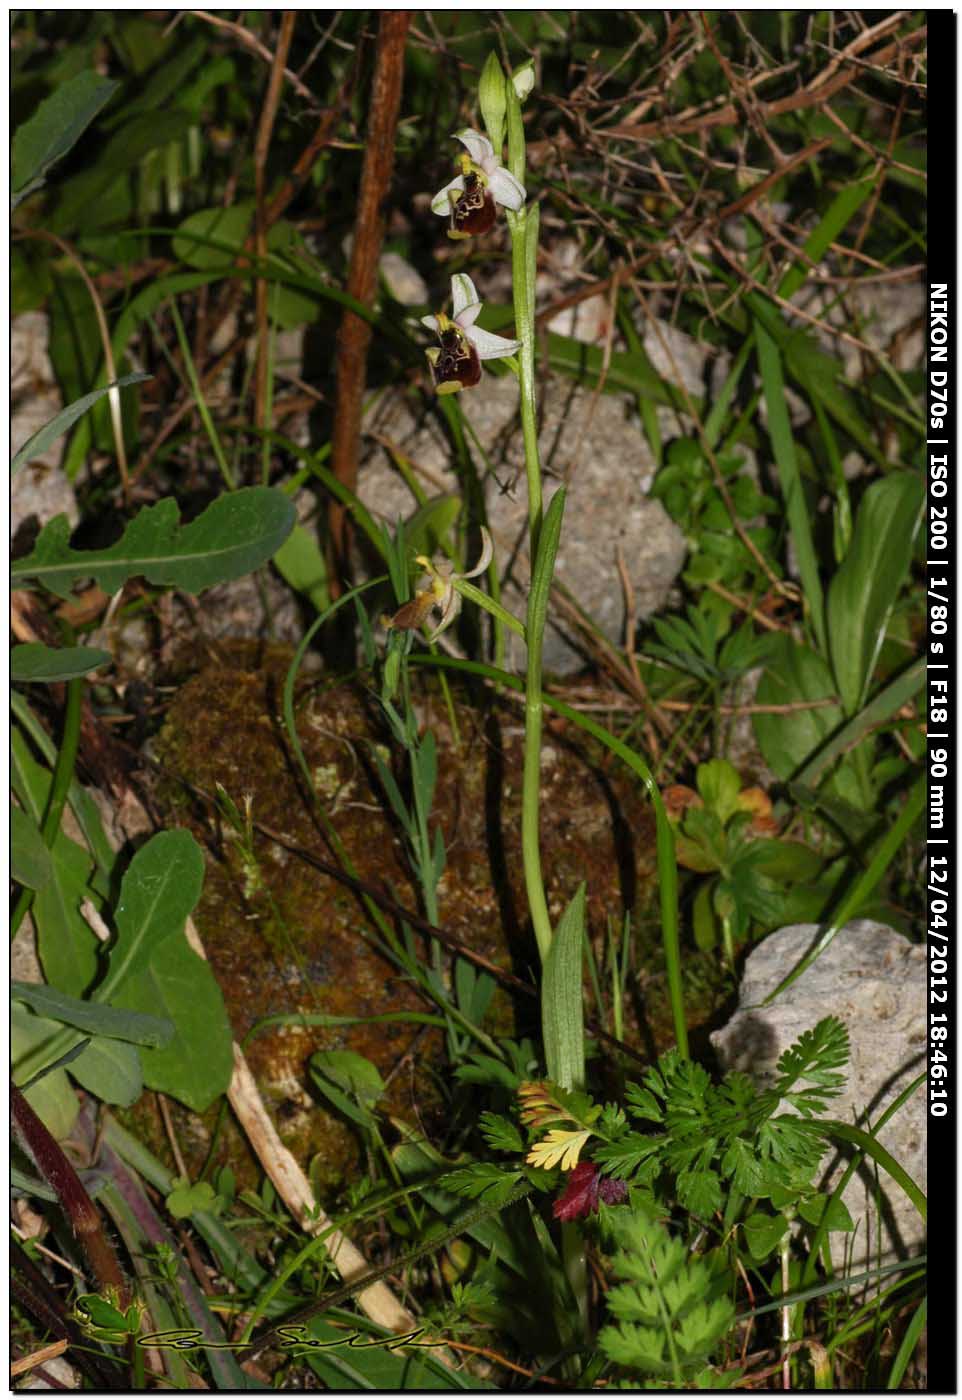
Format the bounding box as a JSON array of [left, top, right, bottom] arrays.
[[510, 206, 543, 559], [507, 203, 553, 969]]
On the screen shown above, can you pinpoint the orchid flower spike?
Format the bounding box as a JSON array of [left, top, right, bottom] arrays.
[[431, 128, 526, 240], [421, 274, 520, 395], [385, 528, 494, 643]]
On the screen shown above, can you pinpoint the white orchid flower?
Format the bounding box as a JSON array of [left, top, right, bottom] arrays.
[[421, 274, 520, 395], [385, 528, 494, 642], [430, 128, 526, 240]]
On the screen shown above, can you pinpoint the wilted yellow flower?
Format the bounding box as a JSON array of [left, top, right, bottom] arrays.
[[384, 528, 493, 643]]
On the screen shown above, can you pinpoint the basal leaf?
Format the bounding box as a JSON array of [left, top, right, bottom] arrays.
[[12, 1003, 80, 1141], [826, 472, 925, 715], [97, 829, 205, 1001], [12, 804, 53, 891], [13, 486, 295, 600], [68, 1034, 143, 1107], [11, 981, 173, 1048], [115, 935, 233, 1113], [12, 70, 118, 197], [271, 522, 330, 614], [12, 644, 112, 683], [753, 636, 844, 780], [541, 882, 586, 1092]]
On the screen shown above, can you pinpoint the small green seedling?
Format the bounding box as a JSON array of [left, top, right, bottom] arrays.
[[71, 1289, 145, 1345]]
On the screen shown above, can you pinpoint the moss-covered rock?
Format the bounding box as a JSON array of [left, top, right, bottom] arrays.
[[150, 643, 663, 1189]]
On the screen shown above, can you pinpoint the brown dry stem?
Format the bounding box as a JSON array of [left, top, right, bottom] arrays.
[[328, 10, 412, 587]]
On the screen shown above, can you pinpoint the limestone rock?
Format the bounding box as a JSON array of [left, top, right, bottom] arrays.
[[12, 312, 78, 540], [711, 920, 925, 1277], [359, 374, 687, 673]]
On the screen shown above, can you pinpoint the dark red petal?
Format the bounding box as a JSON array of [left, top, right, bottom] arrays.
[[552, 1162, 601, 1221]]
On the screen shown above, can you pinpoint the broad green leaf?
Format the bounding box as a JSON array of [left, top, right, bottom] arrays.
[[12, 71, 118, 197], [541, 882, 587, 1091], [12, 644, 112, 683], [310, 1050, 386, 1131], [172, 202, 295, 270], [299, 1313, 483, 1390], [12, 691, 119, 891], [113, 935, 233, 1112], [11, 373, 150, 477], [97, 829, 205, 1002], [12, 804, 53, 891], [12, 730, 99, 993], [794, 656, 925, 787], [311, 1049, 386, 1105], [12, 1003, 80, 1141], [743, 1209, 790, 1261], [753, 637, 844, 781], [11, 982, 173, 1048], [826, 473, 925, 715], [696, 759, 742, 822], [798, 1192, 854, 1232], [309, 1065, 379, 1130], [749, 840, 823, 884], [68, 1034, 143, 1107], [13, 486, 295, 599], [33, 837, 102, 996], [271, 522, 330, 614]]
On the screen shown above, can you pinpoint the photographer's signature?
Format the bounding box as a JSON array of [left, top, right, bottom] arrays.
[[137, 1325, 444, 1352]]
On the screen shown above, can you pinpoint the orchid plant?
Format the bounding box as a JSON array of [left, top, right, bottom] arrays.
[[412, 58, 580, 1088], [385, 57, 686, 1331]]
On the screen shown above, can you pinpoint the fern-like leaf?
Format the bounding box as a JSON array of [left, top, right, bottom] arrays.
[[478, 1111, 523, 1154], [438, 1163, 522, 1204], [599, 1206, 735, 1386], [774, 1016, 849, 1116]]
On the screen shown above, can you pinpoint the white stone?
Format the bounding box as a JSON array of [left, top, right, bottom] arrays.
[[711, 920, 925, 1280]]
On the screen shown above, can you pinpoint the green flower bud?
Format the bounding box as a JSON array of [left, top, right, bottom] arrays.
[[478, 51, 507, 155], [511, 58, 536, 104]]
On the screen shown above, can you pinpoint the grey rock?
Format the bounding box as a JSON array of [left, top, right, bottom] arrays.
[[379, 251, 429, 307], [792, 278, 924, 382], [359, 374, 687, 673], [711, 920, 926, 1278], [12, 312, 79, 538], [642, 319, 711, 400]]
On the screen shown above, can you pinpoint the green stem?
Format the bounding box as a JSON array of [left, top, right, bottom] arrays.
[[508, 206, 543, 558], [506, 202, 554, 968], [521, 653, 552, 964]]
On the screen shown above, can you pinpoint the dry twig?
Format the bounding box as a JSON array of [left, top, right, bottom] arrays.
[[329, 11, 412, 585]]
